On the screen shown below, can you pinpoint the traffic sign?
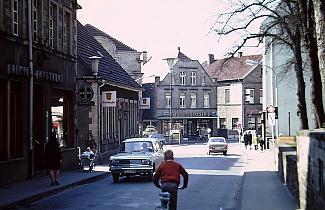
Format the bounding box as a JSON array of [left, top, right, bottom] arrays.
[[267, 105, 275, 113], [268, 112, 276, 125]]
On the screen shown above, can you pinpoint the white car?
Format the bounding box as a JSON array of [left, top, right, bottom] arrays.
[[109, 138, 164, 183], [208, 137, 228, 155]]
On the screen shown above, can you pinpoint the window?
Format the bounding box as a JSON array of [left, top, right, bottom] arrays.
[[219, 118, 226, 129], [171, 74, 175, 85], [12, 0, 19, 35], [190, 93, 197, 108], [165, 92, 171, 108], [245, 89, 254, 104], [225, 89, 230, 104], [204, 93, 210, 108], [232, 118, 239, 129], [63, 11, 71, 54], [202, 76, 206, 86], [33, 0, 38, 41], [259, 89, 263, 104], [180, 72, 186, 86], [49, 2, 57, 49], [180, 93, 186, 108], [191, 72, 196, 85]]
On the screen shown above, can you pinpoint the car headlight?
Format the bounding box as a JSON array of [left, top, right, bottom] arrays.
[[141, 159, 151, 165], [110, 159, 119, 166]]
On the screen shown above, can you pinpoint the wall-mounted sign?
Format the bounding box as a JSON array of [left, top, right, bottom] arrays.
[[78, 85, 94, 101], [7, 64, 62, 83], [102, 91, 116, 107], [140, 97, 150, 109]]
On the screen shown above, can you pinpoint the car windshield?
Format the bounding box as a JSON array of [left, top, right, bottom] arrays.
[[121, 141, 154, 153], [209, 138, 225, 143]]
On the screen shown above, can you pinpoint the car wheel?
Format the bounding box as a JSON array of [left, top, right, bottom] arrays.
[[223, 151, 227, 156], [112, 174, 119, 183]]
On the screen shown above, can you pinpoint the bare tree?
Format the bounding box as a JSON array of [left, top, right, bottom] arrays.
[[213, 0, 309, 129], [297, 0, 325, 128]]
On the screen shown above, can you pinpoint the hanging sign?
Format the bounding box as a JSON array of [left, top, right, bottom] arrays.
[[102, 91, 116, 107]]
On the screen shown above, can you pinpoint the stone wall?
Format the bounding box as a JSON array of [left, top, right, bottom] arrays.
[[297, 129, 325, 210]]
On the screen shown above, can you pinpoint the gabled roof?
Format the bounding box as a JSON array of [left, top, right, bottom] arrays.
[[177, 47, 191, 61], [206, 54, 262, 81], [84, 24, 136, 52], [77, 21, 141, 90]]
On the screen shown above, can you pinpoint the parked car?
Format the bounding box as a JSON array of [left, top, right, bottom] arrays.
[[208, 137, 228, 155], [240, 130, 256, 142], [109, 138, 164, 183]]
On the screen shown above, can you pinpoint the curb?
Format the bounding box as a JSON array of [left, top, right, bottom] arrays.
[[0, 172, 110, 210]]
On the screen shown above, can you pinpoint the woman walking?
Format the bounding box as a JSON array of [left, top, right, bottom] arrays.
[[45, 131, 62, 186]]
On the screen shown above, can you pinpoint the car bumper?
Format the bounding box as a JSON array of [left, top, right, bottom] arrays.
[[110, 166, 154, 175]]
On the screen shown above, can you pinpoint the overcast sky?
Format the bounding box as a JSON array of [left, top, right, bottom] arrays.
[[77, 0, 261, 82]]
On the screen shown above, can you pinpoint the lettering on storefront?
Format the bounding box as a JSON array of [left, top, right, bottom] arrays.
[[7, 64, 62, 83], [172, 112, 210, 117]]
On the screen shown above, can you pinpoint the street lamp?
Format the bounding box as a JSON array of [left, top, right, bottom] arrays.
[[163, 58, 176, 144], [246, 59, 279, 148]]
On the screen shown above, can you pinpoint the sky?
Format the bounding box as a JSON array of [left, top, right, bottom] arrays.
[[77, 0, 262, 83]]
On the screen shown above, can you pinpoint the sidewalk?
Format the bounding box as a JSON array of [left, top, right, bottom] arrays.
[[240, 148, 299, 210], [0, 166, 110, 210]]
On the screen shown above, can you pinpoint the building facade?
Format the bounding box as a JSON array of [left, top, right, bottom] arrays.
[[76, 22, 141, 162], [0, 0, 79, 185], [155, 48, 218, 140], [84, 24, 146, 83], [206, 54, 263, 134]]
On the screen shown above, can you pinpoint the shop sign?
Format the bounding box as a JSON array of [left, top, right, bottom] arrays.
[[173, 112, 210, 117], [140, 97, 150, 109], [7, 64, 62, 83], [78, 85, 94, 101], [77, 101, 95, 106], [102, 91, 116, 107]]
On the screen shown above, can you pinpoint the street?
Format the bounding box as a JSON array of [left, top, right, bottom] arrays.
[[21, 143, 246, 210]]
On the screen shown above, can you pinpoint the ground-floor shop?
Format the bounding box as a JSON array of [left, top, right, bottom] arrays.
[[156, 117, 217, 141]]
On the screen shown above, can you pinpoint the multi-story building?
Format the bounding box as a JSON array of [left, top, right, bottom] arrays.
[[155, 48, 218, 140], [206, 53, 263, 134], [76, 22, 141, 162], [0, 0, 79, 185]]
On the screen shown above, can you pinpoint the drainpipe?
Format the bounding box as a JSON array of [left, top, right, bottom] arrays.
[[27, 0, 34, 179]]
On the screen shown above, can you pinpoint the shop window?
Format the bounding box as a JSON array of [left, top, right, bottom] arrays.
[[219, 118, 226, 129], [51, 93, 73, 148], [232, 118, 239, 130], [0, 81, 23, 161]]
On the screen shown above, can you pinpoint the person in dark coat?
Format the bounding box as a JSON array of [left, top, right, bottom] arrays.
[[45, 132, 62, 186], [248, 131, 253, 150], [244, 133, 248, 149]]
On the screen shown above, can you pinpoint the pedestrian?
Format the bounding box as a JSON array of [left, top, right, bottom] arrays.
[[86, 133, 97, 153], [244, 132, 248, 149], [44, 131, 62, 186], [153, 150, 189, 210], [248, 131, 253, 150], [259, 135, 264, 151], [252, 133, 258, 150]]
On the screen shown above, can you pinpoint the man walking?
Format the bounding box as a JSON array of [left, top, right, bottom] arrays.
[[153, 150, 189, 210]]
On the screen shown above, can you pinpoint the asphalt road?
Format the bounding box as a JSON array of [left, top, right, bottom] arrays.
[[21, 143, 246, 210]]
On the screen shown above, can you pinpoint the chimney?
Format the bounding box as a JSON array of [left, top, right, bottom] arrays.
[[178, 47, 181, 52], [155, 76, 160, 85], [142, 51, 147, 64], [238, 52, 243, 58], [208, 54, 215, 65]]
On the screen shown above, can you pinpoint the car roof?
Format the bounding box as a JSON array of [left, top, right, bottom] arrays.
[[209, 137, 225, 140], [123, 138, 158, 143]]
